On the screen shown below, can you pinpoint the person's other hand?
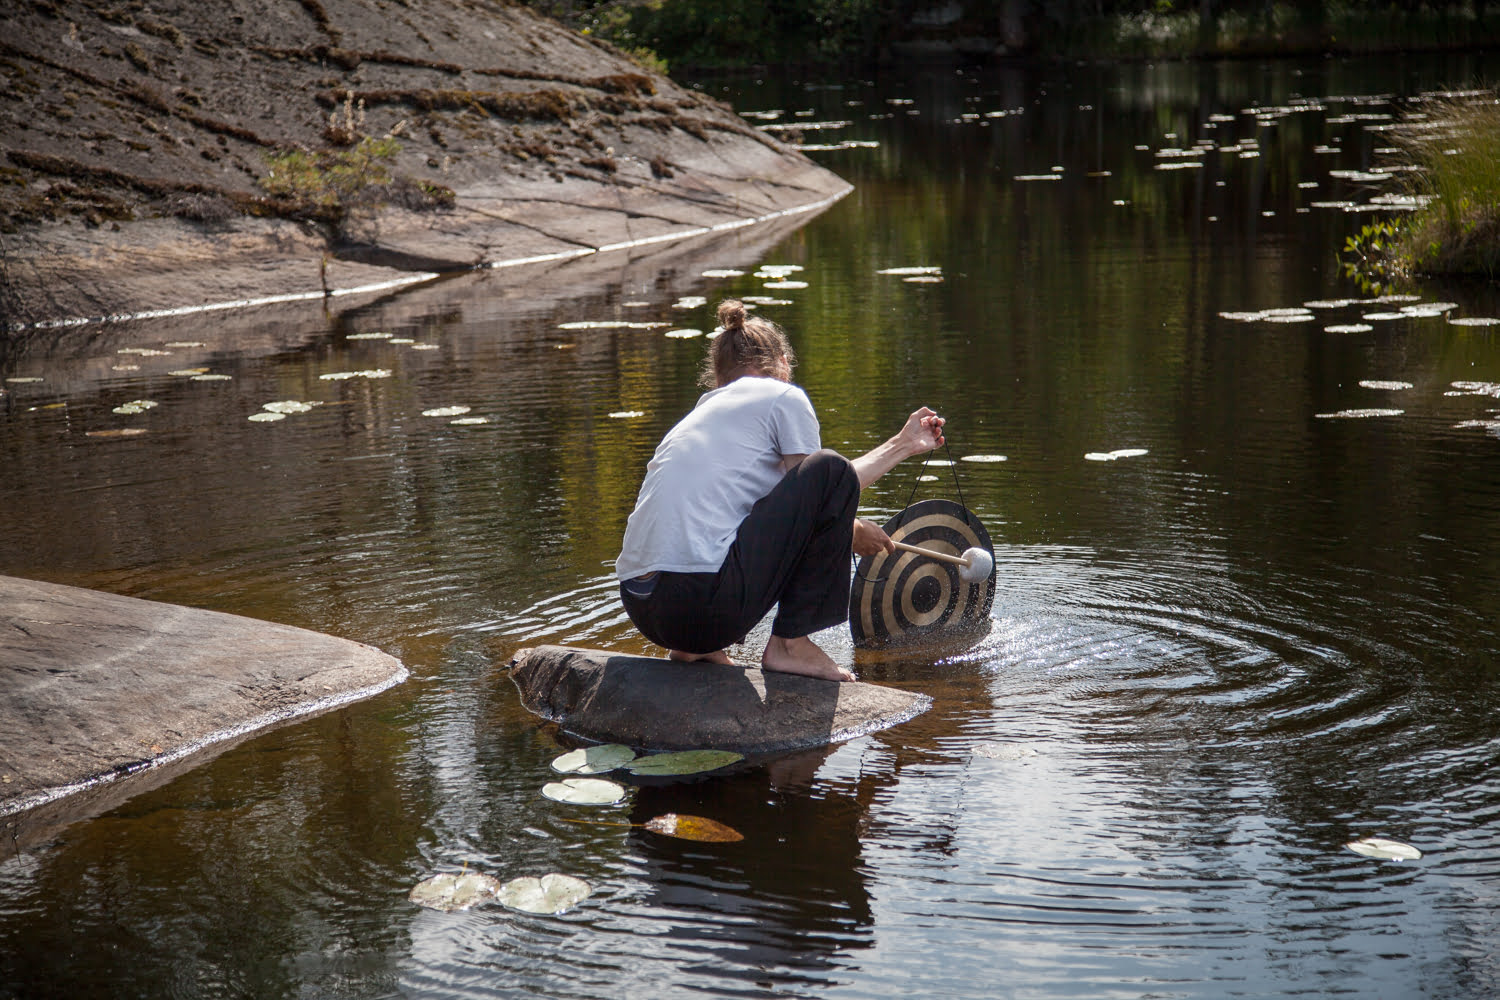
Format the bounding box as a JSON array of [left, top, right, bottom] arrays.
[[899, 406, 946, 455], [852, 518, 895, 557]]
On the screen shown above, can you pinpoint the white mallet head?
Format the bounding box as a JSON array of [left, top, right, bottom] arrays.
[[959, 546, 993, 583]]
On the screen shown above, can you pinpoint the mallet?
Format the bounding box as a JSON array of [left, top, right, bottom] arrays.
[[889, 541, 994, 583]]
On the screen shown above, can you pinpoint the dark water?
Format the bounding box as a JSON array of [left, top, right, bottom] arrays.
[[5, 54, 1500, 998]]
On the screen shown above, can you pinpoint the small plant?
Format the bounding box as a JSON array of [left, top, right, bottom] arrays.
[[1342, 218, 1407, 293], [323, 91, 365, 147]]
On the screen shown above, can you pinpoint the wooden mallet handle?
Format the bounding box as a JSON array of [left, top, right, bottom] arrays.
[[890, 540, 970, 567]]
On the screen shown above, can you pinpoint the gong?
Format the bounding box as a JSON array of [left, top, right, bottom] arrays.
[[850, 499, 996, 649]]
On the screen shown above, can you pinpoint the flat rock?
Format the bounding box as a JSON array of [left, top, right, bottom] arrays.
[[510, 645, 931, 753], [0, 575, 406, 841]]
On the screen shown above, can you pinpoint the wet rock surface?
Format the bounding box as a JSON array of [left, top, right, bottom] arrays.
[[510, 644, 932, 753], [0, 575, 406, 842], [0, 0, 848, 328]]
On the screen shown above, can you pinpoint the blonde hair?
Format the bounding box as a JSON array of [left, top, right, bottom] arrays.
[[700, 299, 796, 388]]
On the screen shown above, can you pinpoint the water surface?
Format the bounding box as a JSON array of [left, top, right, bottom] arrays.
[[4, 54, 1500, 999]]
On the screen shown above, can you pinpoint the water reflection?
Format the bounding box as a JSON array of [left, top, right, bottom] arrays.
[[4, 53, 1500, 999]]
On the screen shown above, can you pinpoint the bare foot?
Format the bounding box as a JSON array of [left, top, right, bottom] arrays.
[[761, 635, 855, 682], [668, 649, 734, 665]]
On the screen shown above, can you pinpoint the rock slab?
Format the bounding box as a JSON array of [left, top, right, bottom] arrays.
[[510, 645, 931, 753], [0, 575, 407, 823]]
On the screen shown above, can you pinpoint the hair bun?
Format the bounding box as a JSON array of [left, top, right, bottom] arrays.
[[716, 299, 747, 331]]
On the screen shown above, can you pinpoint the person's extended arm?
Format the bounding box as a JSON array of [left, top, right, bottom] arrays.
[[850, 407, 946, 489]]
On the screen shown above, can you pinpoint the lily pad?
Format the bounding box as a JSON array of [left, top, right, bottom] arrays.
[[248, 412, 286, 422], [263, 400, 316, 414], [450, 417, 489, 425], [701, 269, 745, 278], [551, 744, 637, 774], [1315, 409, 1404, 419], [643, 813, 745, 842], [320, 369, 392, 380], [5, 376, 44, 383], [972, 742, 1039, 760], [960, 454, 1008, 462], [1358, 380, 1413, 391], [625, 749, 743, 776], [496, 873, 592, 915], [608, 410, 644, 419], [168, 368, 210, 376], [1325, 324, 1374, 334], [112, 400, 158, 415], [1345, 837, 1422, 861], [877, 266, 942, 276], [1449, 317, 1500, 327], [541, 777, 627, 805], [665, 329, 703, 339], [422, 405, 471, 417], [348, 332, 393, 340], [192, 373, 232, 381], [409, 871, 503, 912]]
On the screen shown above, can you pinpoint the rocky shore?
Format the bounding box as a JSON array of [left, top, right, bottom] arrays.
[[0, 0, 850, 330]]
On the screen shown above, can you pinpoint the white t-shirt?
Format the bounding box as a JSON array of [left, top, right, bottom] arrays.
[[616, 376, 822, 579]]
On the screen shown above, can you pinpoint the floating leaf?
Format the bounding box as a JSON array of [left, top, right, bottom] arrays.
[[1346, 837, 1421, 861], [320, 369, 392, 380], [168, 368, 210, 376], [1325, 324, 1374, 334], [972, 742, 1039, 760], [917, 474, 939, 482], [496, 873, 592, 915], [85, 428, 148, 438], [1303, 299, 1356, 309], [643, 813, 745, 842], [558, 321, 667, 331], [263, 400, 316, 414], [1109, 448, 1148, 459], [117, 347, 170, 356], [192, 373, 232, 381], [552, 744, 637, 774], [348, 332, 393, 340], [112, 400, 158, 414], [1359, 380, 1413, 390], [905, 276, 944, 283], [763, 280, 808, 289], [673, 296, 708, 309], [4, 376, 43, 383], [450, 416, 489, 425], [701, 269, 745, 278], [409, 871, 503, 911], [410, 343, 440, 350], [877, 266, 942, 276], [960, 454, 1007, 463], [1449, 317, 1500, 327], [664, 329, 703, 339], [626, 749, 743, 776], [1315, 409, 1404, 419], [164, 341, 205, 348], [422, 405, 471, 417], [608, 410, 644, 419], [390, 338, 415, 344], [541, 777, 627, 805], [1362, 312, 1407, 322], [248, 412, 286, 422]]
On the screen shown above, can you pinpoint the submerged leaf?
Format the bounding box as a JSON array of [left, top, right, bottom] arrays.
[[1346, 837, 1422, 861], [409, 871, 503, 911], [551, 744, 637, 774], [643, 813, 745, 842], [972, 742, 1039, 760], [496, 873, 592, 914], [541, 777, 627, 805], [626, 749, 743, 776]]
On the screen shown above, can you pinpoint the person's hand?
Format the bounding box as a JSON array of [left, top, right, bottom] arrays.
[[898, 406, 946, 456], [852, 518, 895, 557]]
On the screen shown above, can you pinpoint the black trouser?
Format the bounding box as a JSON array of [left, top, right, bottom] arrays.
[[620, 449, 860, 654]]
